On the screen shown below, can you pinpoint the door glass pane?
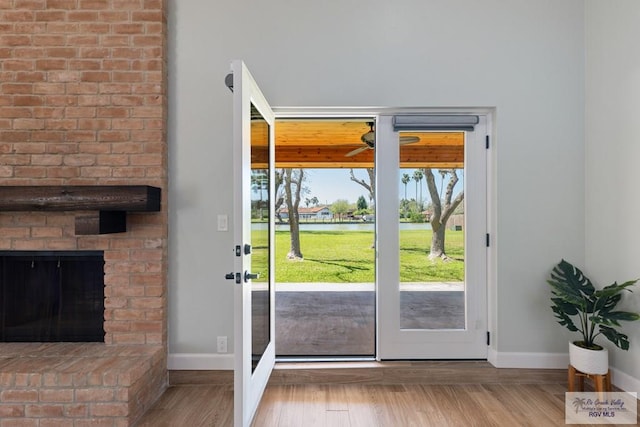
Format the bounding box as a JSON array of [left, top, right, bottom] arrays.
[[273, 119, 376, 358], [398, 132, 466, 330], [250, 103, 270, 371]]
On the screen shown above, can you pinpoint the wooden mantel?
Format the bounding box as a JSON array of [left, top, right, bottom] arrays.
[[0, 186, 161, 235]]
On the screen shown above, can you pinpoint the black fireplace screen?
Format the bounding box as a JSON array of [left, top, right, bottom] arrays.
[[0, 251, 105, 342]]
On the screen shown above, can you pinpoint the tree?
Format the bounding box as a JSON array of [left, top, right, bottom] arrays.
[[401, 173, 410, 201], [251, 170, 268, 220], [424, 168, 464, 260], [349, 168, 375, 208], [274, 169, 285, 223], [412, 170, 424, 211], [401, 173, 411, 218], [356, 195, 368, 211], [349, 168, 376, 248], [310, 196, 319, 207], [330, 199, 350, 222], [284, 168, 306, 260]]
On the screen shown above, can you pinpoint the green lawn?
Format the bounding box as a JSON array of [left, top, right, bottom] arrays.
[[253, 229, 464, 283]]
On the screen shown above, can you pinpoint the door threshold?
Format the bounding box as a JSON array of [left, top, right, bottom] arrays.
[[274, 358, 487, 370], [274, 358, 386, 372], [276, 356, 375, 364], [269, 360, 566, 386]]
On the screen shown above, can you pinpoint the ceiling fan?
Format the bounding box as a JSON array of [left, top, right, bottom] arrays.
[[345, 122, 420, 157]]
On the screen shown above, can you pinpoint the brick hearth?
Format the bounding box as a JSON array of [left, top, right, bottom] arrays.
[[0, 344, 165, 426], [0, 0, 169, 425]]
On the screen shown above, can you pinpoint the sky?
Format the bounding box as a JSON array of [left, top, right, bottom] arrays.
[[302, 168, 464, 206], [303, 169, 368, 205]]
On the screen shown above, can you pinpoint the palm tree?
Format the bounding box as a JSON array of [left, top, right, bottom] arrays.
[[412, 170, 424, 210], [401, 173, 410, 201]]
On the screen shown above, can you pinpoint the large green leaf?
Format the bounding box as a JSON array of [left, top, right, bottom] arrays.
[[548, 279, 585, 308], [608, 311, 640, 321], [599, 325, 630, 350], [595, 294, 621, 315], [592, 295, 609, 313], [552, 259, 596, 296], [548, 260, 596, 314], [551, 305, 579, 331], [551, 297, 579, 315], [595, 279, 639, 300], [593, 311, 640, 326]]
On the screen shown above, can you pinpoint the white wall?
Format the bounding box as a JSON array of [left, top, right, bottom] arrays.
[[585, 1, 640, 383], [168, 0, 586, 365]]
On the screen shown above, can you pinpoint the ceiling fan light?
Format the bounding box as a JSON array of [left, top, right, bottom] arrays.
[[361, 131, 375, 146]]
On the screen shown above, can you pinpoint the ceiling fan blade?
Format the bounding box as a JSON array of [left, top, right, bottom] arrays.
[[345, 146, 370, 157], [399, 136, 420, 145]]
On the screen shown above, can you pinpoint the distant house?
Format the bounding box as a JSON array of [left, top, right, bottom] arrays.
[[278, 205, 333, 221]]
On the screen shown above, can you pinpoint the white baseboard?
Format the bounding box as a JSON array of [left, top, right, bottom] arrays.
[[488, 349, 640, 392], [488, 348, 569, 369], [610, 367, 640, 393], [168, 353, 234, 370], [167, 350, 640, 392]]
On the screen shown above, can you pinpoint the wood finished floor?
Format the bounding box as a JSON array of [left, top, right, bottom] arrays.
[[136, 363, 639, 427]]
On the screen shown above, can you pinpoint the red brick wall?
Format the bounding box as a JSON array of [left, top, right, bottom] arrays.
[[0, 0, 167, 347]]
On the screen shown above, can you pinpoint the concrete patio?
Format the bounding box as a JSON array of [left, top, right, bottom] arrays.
[[274, 283, 465, 357]]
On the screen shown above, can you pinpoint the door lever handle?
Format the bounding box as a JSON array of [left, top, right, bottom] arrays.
[[244, 271, 259, 282]]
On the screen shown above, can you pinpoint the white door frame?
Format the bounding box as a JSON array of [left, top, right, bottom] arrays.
[[272, 107, 494, 361]]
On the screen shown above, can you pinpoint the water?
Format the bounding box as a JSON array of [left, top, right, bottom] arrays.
[[253, 222, 432, 231]]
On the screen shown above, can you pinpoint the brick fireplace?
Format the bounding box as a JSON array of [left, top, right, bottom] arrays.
[[0, 0, 168, 425]]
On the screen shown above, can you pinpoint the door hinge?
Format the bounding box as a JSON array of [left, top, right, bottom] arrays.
[[225, 73, 234, 92], [485, 135, 490, 149], [486, 233, 490, 247], [487, 331, 491, 346]]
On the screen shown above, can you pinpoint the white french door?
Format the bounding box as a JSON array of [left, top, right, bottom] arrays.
[[230, 60, 276, 427], [376, 114, 488, 359]]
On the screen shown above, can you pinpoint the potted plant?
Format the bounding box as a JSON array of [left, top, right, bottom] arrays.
[[547, 259, 640, 375]]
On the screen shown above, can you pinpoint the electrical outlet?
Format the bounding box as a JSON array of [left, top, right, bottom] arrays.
[[217, 336, 227, 353]]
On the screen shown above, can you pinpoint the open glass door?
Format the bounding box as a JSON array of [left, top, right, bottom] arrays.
[[230, 60, 275, 427], [377, 114, 488, 359]]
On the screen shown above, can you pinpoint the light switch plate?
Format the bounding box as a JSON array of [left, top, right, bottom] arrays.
[[217, 214, 228, 231]]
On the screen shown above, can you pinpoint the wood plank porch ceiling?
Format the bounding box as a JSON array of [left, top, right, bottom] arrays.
[[262, 120, 465, 169]]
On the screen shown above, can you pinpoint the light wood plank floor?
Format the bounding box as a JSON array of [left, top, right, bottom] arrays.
[[136, 363, 639, 426], [254, 383, 570, 426]]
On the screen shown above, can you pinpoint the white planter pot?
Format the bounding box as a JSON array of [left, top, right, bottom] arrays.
[[569, 341, 609, 375]]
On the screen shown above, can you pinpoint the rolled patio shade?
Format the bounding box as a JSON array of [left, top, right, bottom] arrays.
[[392, 115, 479, 131]]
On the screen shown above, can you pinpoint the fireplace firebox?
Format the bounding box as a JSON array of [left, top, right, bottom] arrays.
[[0, 251, 105, 342]]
